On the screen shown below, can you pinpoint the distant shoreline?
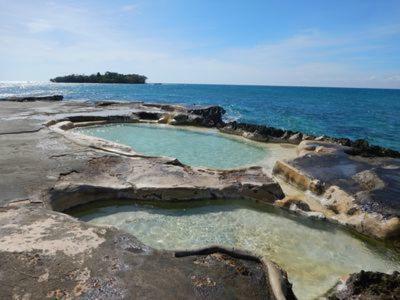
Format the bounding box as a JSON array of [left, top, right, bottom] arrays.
[[50, 71, 147, 84]]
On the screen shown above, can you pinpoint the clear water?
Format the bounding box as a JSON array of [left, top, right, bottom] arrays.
[[1, 82, 399, 151], [76, 123, 269, 169], [72, 200, 400, 300]]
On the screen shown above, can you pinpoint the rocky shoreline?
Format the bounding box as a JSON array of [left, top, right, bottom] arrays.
[[0, 94, 63, 102], [220, 120, 400, 158], [0, 96, 399, 299]]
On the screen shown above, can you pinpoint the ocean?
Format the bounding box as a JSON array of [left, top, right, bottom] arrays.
[[1, 82, 399, 151]]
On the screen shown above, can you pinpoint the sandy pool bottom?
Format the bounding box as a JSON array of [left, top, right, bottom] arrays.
[[74, 123, 296, 170]]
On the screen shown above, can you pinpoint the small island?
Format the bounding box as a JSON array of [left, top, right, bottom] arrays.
[[50, 71, 147, 84]]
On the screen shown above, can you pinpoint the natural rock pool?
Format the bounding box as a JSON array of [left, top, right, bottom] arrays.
[[70, 200, 400, 300], [75, 123, 294, 169]]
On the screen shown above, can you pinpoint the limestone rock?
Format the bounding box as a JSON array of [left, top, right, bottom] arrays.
[[0, 206, 295, 300], [273, 140, 400, 240]]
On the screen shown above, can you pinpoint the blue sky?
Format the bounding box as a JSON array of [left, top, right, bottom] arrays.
[[0, 0, 400, 88]]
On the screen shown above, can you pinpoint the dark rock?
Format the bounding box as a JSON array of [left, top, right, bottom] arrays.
[[279, 198, 311, 212], [221, 123, 400, 158], [336, 138, 352, 147], [288, 133, 303, 144], [350, 140, 400, 158], [188, 105, 226, 127], [172, 113, 189, 123], [136, 111, 161, 120], [326, 270, 400, 299], [347, 207, 358, 216], [302, 134, 316, 141], [0, 95, 63, 102], [353, 139, 370, 149], [221, 122, 286, 139], [95, 101, 121, 107], [220, 121, 400, 158]]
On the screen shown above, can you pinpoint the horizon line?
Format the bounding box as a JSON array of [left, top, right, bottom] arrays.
[[1, 80, 399, 91]]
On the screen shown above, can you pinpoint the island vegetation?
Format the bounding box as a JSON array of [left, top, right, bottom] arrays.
[[50, 72, 147, 84]]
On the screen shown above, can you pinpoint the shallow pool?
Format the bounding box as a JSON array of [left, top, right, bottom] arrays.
[[72, 200, 400, 300], [75, 123, 272, 169]]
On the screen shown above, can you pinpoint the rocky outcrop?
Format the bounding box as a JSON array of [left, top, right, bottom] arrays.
[[0, 94, 63, 101], [174, 247, 296, 300], [47, 154, 284, 212], [220, 122, 299, 143], [188, 105, 226, 127], [220, 121, 400, 158], [273, 140, 400, 240], [325, 270, 400, 299], [162, 105, 226, 127], [0, 100, 284, 210], [0, 206, 295, 299], [347, 138, 400, 159]]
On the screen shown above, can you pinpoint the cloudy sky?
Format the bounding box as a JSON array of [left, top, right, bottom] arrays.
[[0, 0, 399, 88]]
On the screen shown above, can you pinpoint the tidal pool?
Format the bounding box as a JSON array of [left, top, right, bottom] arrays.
[[71, 200, 400, 300], [75, 123, 283, 169]]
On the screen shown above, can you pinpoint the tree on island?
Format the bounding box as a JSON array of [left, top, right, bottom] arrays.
[[50, 72, 147, 84]]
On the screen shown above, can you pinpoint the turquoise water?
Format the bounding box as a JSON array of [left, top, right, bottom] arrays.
[[76, 123, 268, 169], [1, 82, 400, 150], [72, 200, 400, 300]]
